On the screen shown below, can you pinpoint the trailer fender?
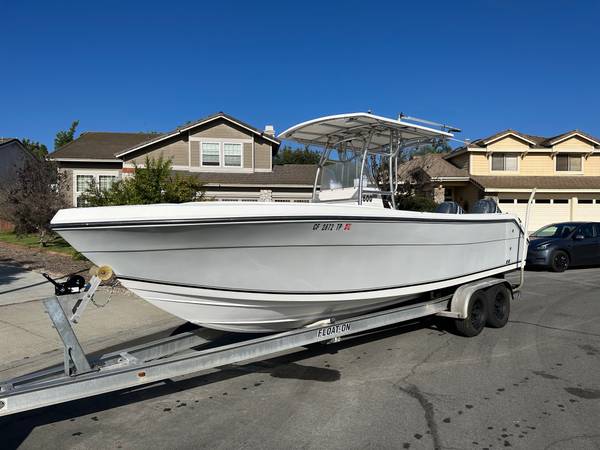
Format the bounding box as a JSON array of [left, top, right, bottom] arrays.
[[438, 278, 512, 319]]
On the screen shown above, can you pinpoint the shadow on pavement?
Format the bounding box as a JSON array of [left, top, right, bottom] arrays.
[[0, 317, 445, 448], [0, 264, 27, 288]]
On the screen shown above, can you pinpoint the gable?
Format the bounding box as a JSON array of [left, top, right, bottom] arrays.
[[552, 135, 595, 151], [189, 120, 253, 140], [486, 135, 532, 151]]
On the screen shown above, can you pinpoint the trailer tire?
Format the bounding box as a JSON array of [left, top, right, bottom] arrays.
[[455, 290, 487, 337], [485, 285, 511, 328]]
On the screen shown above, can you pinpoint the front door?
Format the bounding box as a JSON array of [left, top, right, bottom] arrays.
[[570, 223, 598, 265]]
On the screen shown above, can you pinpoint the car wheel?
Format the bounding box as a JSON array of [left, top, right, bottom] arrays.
[[550, 250, 569, 272], [485, 285, 511, 328]]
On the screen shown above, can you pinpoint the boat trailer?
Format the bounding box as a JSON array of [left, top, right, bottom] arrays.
[[0, 270, 517, 417], [0, 189, 536, 417]]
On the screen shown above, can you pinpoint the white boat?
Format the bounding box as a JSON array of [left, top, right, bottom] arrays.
[[51, 113, 525, 332]]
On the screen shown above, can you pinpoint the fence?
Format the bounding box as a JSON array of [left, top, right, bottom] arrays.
[[0, 219, 14, 232]]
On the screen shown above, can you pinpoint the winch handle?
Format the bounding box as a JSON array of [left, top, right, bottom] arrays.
[[42, 273, 68, 295]]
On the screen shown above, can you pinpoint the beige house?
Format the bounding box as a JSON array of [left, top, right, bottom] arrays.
[[49, 112, 316, 206], [416, 129, 600, 230]]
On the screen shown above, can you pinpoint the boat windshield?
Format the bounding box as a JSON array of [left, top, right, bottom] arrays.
[[321, 156, 372, 191]]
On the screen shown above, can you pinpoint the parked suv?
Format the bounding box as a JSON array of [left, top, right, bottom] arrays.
[[526, 222, 600, 272]]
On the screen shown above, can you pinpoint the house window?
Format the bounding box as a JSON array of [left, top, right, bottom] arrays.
[[76, 175, 94, 193], [556, 154, 582, 172], [201, 142, 220, 166], [75, 173, 119, 207], [99, 175, 117, 191], [444, 188, 453, 202], [491, 153, 518, 171], [223, 143, 242, 167]]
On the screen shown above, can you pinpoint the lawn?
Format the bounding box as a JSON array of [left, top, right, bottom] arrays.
[[0, 232, 81, 258]]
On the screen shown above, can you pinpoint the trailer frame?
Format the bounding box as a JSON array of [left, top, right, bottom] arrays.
[[0, 274, 516, 417]]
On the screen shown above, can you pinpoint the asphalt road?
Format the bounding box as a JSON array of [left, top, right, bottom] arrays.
[[1, 267, 599, 450]]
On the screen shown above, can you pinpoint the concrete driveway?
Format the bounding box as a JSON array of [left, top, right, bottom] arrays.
[[1, 266, 599, 449], [0, 265, 53, 306]]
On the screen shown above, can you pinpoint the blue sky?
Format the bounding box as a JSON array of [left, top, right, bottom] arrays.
[[2, 0, 599, 150]]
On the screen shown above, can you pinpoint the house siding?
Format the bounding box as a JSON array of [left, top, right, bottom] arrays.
[[190, 141, 200, 167], [125, 135, 189, 166], [552, 136, 595, 151], [470, 153, 490, 175], [585, 155, 600, 175], [190, 121, 252, 140], [243, 142, 253, 168], [254, 138, 272, 170], [487, 135, 531, 151]]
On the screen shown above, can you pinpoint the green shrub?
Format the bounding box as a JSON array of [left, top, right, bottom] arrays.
[[81, 156, 205, 206], [394, 195, 437, 212]]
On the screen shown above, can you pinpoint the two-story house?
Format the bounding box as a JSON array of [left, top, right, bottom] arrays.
[[49, 112, 317, 207], [422, 129, 600, 231]]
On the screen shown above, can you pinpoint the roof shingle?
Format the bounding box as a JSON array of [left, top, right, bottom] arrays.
[[398, 154, 468, 179], [473, 176, 600, 190], [50, 132, 160, 160]]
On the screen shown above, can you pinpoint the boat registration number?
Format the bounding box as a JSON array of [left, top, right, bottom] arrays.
[[316, 322, 351, 338], [312, 223, 352, 232]]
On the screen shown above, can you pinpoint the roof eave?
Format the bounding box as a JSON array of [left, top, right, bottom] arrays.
[[547, 132, 600, 147]]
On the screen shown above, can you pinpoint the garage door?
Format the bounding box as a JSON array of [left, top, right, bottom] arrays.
[[573, 199, 600, 221], [498, 197, 571, 232]]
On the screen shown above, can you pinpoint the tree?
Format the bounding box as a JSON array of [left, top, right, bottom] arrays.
[[0, 158, 68, 244], [81, 155, 205, 206], [21, 139, 48, 158], [54, 120, 79, 149], [274, 146, 321, 165], [400, 138, 452, 161], [367, 152, 443, 212]]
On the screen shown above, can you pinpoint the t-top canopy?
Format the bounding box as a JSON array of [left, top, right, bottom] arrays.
[[278, 112, 454, 152]]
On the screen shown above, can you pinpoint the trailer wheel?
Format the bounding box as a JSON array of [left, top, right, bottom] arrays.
[[455, 291, 487, 337], [485, 285, 511, 328]]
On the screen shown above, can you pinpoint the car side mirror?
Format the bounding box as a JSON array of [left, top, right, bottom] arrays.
[[574, 234, 585, 241]]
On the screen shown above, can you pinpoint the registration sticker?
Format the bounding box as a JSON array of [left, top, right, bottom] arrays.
[[312, 223, 352, 232]]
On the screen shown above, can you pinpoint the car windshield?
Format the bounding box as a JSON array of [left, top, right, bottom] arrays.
[[532, 223, 578, 238]]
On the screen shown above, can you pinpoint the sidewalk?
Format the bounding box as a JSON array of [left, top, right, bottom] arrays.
[[0, 263, 183, 380]]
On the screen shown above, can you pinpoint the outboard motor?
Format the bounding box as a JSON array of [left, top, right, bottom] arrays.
[[471, 198, 501, 214], [435, 201, 465, 214]]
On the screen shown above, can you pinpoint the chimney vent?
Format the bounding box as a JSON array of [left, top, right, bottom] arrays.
[[264, 125, 275, 136]]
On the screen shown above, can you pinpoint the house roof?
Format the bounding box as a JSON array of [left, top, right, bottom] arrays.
[[175, 164, 318, 186], [472, 176, 600, 191], [398, 153, 468, 179], [49, 132, 160, 160], [466, 129, 600, 149], [545, 130, 600, 146], [116, 112, 280, 158], [0, 138, 18, 145]]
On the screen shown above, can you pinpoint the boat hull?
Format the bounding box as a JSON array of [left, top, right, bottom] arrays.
[[52, 203, 524, 332]]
